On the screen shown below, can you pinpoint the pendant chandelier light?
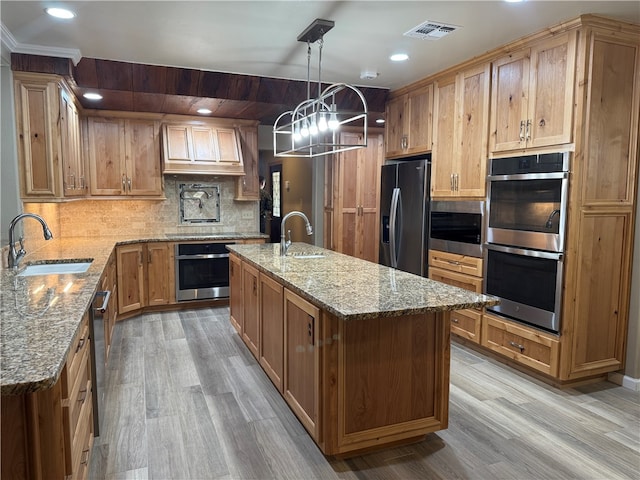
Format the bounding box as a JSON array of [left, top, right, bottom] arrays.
[[273, 19, 368, 158]]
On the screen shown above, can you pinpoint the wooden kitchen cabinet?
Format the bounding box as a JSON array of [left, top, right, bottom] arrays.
[[1, 311, 93, 479], [283, 288, 320, 440], [235, 124, 260, 201], [86, 116, 163, 197], [429, 250, 483, 344], [117, 242, 173, 316], [13, 72, 86, 200], [489, 31, 577, 153], [431, 63, 490, 198], [325, 130, 384, 262], [161, 123, 245, 175], [229, 253, 243, 335], [241, 261, 260, 358], [259, 273, 284, 392], [385, 84, 433, 158]]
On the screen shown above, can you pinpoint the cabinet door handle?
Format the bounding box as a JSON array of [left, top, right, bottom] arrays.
[[127, 177, 132, 191], [308, 315, 314, 345], [526, 119, 532, 142], [450, 174, 454, 191], [253, 277, 257, 294], [122, 174, 127, 192], [78, 387, 88, 404], [455, 174, 459, 191], [519, 120, 525, 142], [80, 448, 90, 465], [451, 318, 459, 324], [508, 340, 525, 352], [75, 337, 86, 353]]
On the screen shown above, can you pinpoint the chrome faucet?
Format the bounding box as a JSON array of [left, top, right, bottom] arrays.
[[280, 211, 313, 256], [7, 213, 53, 269]]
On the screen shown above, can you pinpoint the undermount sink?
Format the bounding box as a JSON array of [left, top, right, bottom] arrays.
[[287, 252, 326, 259], [17, 260, 92, 277]]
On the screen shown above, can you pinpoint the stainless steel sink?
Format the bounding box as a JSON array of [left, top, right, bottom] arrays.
[[17, 260, 92, 276]]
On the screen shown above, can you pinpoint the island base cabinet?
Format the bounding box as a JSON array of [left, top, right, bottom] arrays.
[[321, 311, 451, 456], [259, 273, 284, 392]]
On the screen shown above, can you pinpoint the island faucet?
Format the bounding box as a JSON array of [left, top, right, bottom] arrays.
[[280, 211, 313, 256], [7, 213, 53, 269]]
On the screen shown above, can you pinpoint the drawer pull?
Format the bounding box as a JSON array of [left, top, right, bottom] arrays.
[[80, 448, 90, 465], [75, 337, 86, 353], [451, 318, 460, 324], [446, 260, 461, 266], [78, 388, 88, 404], [508, 341, 525, 352]]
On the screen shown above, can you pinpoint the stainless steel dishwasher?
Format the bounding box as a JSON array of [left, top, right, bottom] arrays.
[[89, 290, 111, 437]]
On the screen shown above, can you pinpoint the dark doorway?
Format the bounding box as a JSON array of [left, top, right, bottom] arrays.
[[269, 164, 283, 243]]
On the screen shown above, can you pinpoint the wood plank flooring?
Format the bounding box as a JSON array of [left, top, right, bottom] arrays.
[[89, 307, 640, 479]]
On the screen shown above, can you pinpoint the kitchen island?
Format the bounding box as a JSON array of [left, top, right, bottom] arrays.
[[227, 243, 498, 457]]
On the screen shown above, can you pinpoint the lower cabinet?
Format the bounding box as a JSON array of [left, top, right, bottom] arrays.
[[259, 273, 284, 392], [482, 312, 561, 377], [428, 250, 483, 343], [1, 311, 93, 480], [116, 242, 173, 316], [229, 253, 243, 334], [283, 288, 320, 440], [241, 262, 260, 358]]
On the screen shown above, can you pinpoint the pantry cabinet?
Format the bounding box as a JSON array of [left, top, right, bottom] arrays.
[[489, 31, 577, 152], [325, 131, 384, 262], [13, 72, 85, 200], [385, 85, 433, 158], [161, 123, 245, 175], [86, 116, 163, 197], [431, 63, 490, 198]]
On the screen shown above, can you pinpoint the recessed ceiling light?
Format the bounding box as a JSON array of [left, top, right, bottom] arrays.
[[83, 92, 103, 100], [504, 0, 525, 3], [197, 108, 212, 115], [390, 53, 409, 62], [376, 118, 385, 124], [45, 7, 76, 19]]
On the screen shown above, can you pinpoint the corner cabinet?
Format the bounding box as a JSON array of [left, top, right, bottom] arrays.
[[13, 72, 86, 200], [489, 31, 577, 153], [431, 63, 490, 198], [385, 84, 433, 158], [161, 122, 244, 175], [86, 116, 163, 197], [324, 130, 384, 262]]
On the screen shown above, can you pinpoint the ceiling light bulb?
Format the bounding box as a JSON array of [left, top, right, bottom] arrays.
[[390, 53, 409, 62], [309, 116, 319, 136], [45, 7, 76, 19], [301, 119, 310, 137], [328, 105, 339, 130], [318, 113, 328, 132], [83, 92, 103, 100], [376, 118, 385, 124], [197, 108, 212, 114], [293, 124, 302, 141]]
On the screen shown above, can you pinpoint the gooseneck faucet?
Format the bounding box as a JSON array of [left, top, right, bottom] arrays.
[[7, 213, 53, 269], [280, 211, 313, 256]]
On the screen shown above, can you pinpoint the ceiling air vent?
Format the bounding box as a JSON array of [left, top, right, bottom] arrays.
[[404, 20, 460, 40]]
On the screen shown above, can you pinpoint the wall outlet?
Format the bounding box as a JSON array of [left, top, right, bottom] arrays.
[[241, 210, 253, 219]]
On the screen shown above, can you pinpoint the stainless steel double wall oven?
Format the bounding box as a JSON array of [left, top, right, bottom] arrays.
[[484, 152, 570, 334]]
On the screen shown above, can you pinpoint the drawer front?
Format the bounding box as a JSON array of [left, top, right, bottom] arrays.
[[70, 390, 94, 480], [63, 312, 90, 395], [429, 250, 483, 277], [429, 266, 483, 293], [451, 308, 481, 344], [67, 343, 91, 441], [481, 313, 560, 376]]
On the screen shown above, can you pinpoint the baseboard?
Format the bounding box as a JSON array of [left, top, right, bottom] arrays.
[[608, 372, 640, 391]]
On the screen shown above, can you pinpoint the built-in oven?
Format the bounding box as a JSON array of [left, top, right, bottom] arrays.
[[430, 200, 484, 258], [175, 242, 232, 301], [487, 152, 569, 252], [485, 244, 563, 334]]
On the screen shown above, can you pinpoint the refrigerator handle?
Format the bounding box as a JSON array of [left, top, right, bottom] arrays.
[[389, 187, 400, 268]]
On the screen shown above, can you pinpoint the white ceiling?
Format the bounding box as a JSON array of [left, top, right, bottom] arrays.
[[2, 1, 639, 91]]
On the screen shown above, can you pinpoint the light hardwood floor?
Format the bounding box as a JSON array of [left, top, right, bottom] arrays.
[[89, 307, 640, 479]]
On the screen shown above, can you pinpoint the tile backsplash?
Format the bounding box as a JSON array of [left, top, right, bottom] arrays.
[[24, 176, 258, 242]]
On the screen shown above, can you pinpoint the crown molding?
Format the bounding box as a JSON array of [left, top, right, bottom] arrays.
[[1, 22, 82, 65]]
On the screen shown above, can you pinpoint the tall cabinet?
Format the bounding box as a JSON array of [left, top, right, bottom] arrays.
[[324, 130, 384, 262]]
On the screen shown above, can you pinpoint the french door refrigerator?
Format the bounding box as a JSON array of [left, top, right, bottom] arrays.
[[379, 158, 431, 276]]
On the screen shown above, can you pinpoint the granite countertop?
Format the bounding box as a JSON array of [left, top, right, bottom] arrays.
[[227, 243, 499, 321], [1, 232, 265, 396]]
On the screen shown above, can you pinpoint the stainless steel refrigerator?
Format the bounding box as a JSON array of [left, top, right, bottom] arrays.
[[379, 158, 431, 276]]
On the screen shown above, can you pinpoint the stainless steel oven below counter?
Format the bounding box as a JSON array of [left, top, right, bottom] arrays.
[[175, 242, 232, 301]]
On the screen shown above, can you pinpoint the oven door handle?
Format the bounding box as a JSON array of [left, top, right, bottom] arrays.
[[176, 253, 230, 260], [485, 243, 563, 260], [488, 172, 569, 181]]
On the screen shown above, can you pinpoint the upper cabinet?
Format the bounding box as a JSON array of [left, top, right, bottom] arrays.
[[86, 116, 163, 197], [13, 72, 86, 200], [235, 124, 260, 201], [489, 31, 577, 153], [385, 84, 433, 158], [432, 63, 490, 198], [161, 123, 245, 175]]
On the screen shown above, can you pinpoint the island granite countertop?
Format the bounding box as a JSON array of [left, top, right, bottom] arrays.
[[227, 243, 498, 321], [1, 232, 265, 396]]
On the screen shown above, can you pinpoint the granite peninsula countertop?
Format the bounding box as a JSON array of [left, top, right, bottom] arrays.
[[1, 232, 266, 396], [228, 243, 499, 321]]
